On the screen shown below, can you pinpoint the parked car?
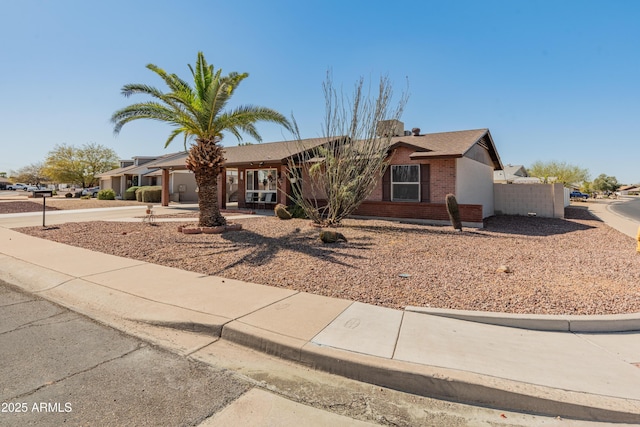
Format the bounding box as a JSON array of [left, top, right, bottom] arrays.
[[7, 183, 28, 191], [570, 191, 589, 200], [81, 186, 101, 197], [26, 185, 40, 191]]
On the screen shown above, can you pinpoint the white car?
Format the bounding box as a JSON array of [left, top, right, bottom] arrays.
[[7, 183, 28, 191], [81, 186, 101, 197]]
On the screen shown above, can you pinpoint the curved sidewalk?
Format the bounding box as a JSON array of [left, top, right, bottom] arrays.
[[1, 206, 639, 423]]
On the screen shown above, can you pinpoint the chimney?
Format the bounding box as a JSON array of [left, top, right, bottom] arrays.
[[376, 120, 404, 137], [411, 127, 420, 136]]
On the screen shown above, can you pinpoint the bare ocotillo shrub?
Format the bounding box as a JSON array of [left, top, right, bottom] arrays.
[[287, 72, 408, 226]]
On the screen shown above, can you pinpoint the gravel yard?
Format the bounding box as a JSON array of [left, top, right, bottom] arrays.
[[11, 202, 640, 315], [0, 197, 144, 212]]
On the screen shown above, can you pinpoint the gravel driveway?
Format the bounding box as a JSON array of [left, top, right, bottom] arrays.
[[11, 203, 640, 315]]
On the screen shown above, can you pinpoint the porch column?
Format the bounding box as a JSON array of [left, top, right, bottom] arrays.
[[280, 165, 288, 205], [219, 169, 226, 210], [161, 169, 170, 206]]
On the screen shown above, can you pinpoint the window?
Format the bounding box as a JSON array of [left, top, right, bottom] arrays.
[[246, 168, 277, 203], [391, 165, 419, 202]]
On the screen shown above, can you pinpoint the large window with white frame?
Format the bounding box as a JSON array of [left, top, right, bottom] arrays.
[[246, 168, 278, 204], [391, 165, 420, 202]]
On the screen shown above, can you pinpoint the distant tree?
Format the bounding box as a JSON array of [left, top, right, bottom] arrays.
[[44, 143, 119, 187], [528, 160, 590, 185], [288, 73, 408, 226], [10, 162, 49, 185], [592, 174, 620, 193], [0, 172, 7, 178], [580, 180, 593, 194], [111, 52, 292, 227]]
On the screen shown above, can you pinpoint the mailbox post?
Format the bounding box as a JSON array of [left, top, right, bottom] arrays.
[[32, 189, 53, 227]]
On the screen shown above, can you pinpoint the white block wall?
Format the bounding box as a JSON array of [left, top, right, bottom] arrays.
[[494, 183, 566, 218]]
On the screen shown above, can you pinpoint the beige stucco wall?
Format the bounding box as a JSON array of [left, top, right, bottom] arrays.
[[456, 157, 495, 218], [170, 170, 197, 202], [494, 183, 566, 218]]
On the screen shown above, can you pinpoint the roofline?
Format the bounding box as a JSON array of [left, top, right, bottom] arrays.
[[460, 129, 503, 170]]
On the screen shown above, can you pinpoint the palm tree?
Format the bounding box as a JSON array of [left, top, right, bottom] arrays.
[[111, 52, 292, 227]]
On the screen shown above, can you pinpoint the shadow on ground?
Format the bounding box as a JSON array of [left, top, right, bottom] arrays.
[[482, 207, 598, 237], [214, 228, 372, 274]]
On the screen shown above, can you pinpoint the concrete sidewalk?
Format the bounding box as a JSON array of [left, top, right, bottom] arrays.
[[584, 198, 640, 239], [1, 204, 639, 423]]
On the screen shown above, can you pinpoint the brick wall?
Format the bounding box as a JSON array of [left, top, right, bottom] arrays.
[[429, 159, 457, 203], [367, 148, 457, 203], [352, 201, 483, 223]]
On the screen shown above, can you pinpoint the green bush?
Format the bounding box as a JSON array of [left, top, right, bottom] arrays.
[[287, 203, 307, 219], [124, 186, 140, 200], [97, 189, 116, 200], [136, 186, 162, 203]]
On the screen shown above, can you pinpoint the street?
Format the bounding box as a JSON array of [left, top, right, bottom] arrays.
[[610, 196, 640, 223], [0, 281, 249, 426]]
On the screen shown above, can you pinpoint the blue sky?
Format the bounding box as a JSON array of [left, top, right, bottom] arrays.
[[1, 0, 638, 184]]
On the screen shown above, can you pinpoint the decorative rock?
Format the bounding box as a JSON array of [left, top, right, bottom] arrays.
[[224, 223, 242, 231], [319, 230, 347, 243], [496, 265, 513, 273]]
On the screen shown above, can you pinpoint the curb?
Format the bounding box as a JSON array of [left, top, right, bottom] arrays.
[[220, 318, 640, 424], [404, 306, 640, 332]]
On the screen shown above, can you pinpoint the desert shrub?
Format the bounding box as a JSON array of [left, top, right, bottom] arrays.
[[97, 189, 116, 200], [287, 203, 307, 219], [124, 186, 140, 200], [80, 195, 91, 200], [137, 186, 162, 203], [274, 204, 292, 220]]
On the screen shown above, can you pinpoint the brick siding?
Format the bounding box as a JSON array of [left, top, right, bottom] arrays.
[[352, 200, 483, 223]]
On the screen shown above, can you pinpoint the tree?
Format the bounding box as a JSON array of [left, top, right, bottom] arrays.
[[592, 173, 620, 193], [111, 52, 292, 227], [527, 160, 590, 185], [44, 143, 119, 187], [10, 162, 49, 185], [288, 73, 408, 226]]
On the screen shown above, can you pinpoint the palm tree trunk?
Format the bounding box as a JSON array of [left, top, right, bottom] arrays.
[[194, 167, 226, 227], [187, 140, 226, 227]]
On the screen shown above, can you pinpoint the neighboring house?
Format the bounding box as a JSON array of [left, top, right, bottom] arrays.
[[98, 153, 194, 199], [494, 164, 529, 183], [618, 185, 640, 195], [154, 122, 503, 227]]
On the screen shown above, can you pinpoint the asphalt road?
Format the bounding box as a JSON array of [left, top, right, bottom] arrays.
[[610, 197, 640, 223], [0, 281, 250, 427]]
